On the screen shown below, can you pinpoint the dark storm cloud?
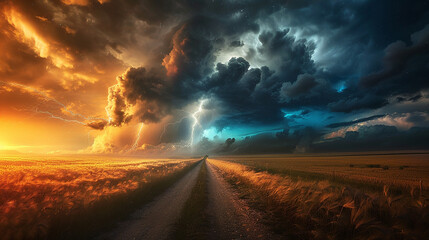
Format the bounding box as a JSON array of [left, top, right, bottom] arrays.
[[102, 9, 271, 127], [105, 67, 172, 126], [405, 112, 429, 125], [225, 137, 235, 146], [204, 57, 285, 128], [207, 125, 429, 155], [86, 120, 107, 130], [105, 20, 291, 129], [121, 68, 172, 123], [360, 25, 429, 87], [326, 115, 386, 128], [280, 74, 318, 100], [214, 137, 236, 153], [397, 94, 424, 103], [162, 17, 219, 79], [409, 94, 422, 102], [109, 0, 429, 148], [267, 0, 429, 113], [328, 95, 388, 113], [4, 0, 428, 153], [314, 126, 429, 152], [230, 40, 244, 48], [72, 1, 429, 110], [257, 29, 316, 81], [210, 127, 322, 155]]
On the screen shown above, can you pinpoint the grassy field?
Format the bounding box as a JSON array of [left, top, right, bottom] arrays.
[[209, 153, 429, 240], [0, 155, 198, 240], [2, 153, 428, 239], [214, 152, 429, 192]]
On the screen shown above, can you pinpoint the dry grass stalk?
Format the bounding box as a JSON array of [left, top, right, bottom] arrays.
[[209, 159, 429, 240], [0, 156, 197, 239]]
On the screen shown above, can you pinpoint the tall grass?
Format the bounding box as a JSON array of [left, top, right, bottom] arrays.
[[217, 153, 429, 192], [0, 156, 198, 240], [209, 159, 429, 240]]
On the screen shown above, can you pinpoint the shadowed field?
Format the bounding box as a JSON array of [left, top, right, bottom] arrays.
[[209, 153, 429, 239], [0, 155, 198, 239], [1, 153, 428, 240], [214, 152, 429, 192]]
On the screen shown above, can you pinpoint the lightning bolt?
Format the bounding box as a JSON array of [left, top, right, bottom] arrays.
[[105, 105, 113, 124], [36, 110, 87, 125], [190, 100, 205, 147], [127, 122, 144, 153], [1, 81, 108, 124], [159, 115, 189, 143]]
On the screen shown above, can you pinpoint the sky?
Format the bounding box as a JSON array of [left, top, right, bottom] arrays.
[[0, 0, 428, 155]]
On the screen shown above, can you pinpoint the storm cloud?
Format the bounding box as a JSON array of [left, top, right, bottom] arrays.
[[281, 74, 318, 100], [1, 0, 428, 154], [100, 0, 429, 153], [326, 115, 386, 128]]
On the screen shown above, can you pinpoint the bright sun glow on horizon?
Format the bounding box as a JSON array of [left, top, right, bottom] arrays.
[[0, 1, 427, 155]]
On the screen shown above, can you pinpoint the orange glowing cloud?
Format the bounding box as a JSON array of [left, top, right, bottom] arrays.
[[61, 0, 90, 6], [105, 76, 134, 126], [62, 0, 110, 5], [162, 26, 187, 77], [324, 125, 360, 139], [97, 0, 111, 4], [89, 123, 141, 154], [4, 7, 74, 69], [0, 2, 135, 154]]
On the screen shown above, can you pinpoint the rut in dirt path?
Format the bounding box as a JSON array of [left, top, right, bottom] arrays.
[[206, 161, 282, 240], [98, 162, 202, 240]]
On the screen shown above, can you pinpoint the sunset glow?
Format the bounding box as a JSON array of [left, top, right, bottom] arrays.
[[0, 1, 428, 239], [0, 0, 428, 155]]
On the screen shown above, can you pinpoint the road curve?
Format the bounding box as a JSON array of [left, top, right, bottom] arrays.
[[99, 162, 202, 240], [206, 161, 281, 240]]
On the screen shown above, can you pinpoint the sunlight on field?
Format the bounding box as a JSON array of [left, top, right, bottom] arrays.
[[209, 158, 429, 239], [215, 153, 429, 190], [0, 155, 196, 239]]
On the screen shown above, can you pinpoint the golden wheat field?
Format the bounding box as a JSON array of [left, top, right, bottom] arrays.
[[0, 155, 197, 239], [209, 155, 429, 240], [214, 152, 429, 191]]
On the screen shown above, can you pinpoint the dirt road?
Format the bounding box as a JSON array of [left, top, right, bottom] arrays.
[[99, 162, 202, 240], [98, 160, 278, 239], [206, 161, 281, 240]]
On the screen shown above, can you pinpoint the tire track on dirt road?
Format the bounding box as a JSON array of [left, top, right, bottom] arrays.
[[98, 161, 202, 240], [206, 160, 282, 240]]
